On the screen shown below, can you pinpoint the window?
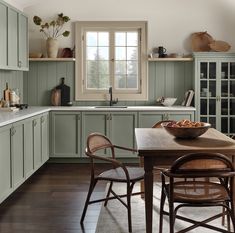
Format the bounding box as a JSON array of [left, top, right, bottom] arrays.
[[75, 21, 148, 101]]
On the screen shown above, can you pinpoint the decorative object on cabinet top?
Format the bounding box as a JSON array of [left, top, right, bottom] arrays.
[[191, 31, 231, 52]]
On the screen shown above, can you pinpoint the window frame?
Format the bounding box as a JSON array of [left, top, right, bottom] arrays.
[[75, 21, 148, 101]]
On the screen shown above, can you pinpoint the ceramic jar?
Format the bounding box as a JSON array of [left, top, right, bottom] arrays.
[[46, 37, 58, 58]]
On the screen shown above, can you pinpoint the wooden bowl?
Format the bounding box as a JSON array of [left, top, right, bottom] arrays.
[[161, 121, 211, 139]]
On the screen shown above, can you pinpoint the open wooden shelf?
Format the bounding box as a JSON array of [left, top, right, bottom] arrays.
[[148, 57, 193, 62], [29, 58, 76, 62]]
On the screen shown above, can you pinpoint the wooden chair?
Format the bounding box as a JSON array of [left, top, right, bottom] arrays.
[[80, 132, 144, 233], [158, 152, 235, 233]]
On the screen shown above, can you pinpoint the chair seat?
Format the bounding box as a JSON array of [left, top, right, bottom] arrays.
[[166, 181, 230, 203], [98, 166, 144, 182]]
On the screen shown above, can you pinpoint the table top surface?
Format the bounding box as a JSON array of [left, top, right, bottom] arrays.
[[135, 128, 235, 156]]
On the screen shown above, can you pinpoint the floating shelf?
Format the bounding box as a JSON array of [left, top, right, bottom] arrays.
[[29, 58, 76, 61], [148, 57, 193, 62]]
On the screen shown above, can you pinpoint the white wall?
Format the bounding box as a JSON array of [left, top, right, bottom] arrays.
[[23, 0, 235, 56]]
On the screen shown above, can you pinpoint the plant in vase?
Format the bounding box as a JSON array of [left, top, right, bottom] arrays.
[[33, 13, 70, 58]]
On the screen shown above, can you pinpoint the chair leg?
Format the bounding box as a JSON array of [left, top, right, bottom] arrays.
[[159, 190, 166, 233], [104, 181, 113, 207], [127, 183, 134, 233], [80, 179, 97, 224]]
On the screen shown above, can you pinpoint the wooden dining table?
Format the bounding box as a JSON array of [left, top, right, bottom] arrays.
[[135, 127, 235, 233]]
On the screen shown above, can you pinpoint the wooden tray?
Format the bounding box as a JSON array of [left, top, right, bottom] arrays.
[[209, 40, 231, 52], [191, 31, 214, 52]]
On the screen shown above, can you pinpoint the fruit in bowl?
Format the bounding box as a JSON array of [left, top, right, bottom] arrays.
[[157, 97, 177, 106], [161, 119, 211, 139]]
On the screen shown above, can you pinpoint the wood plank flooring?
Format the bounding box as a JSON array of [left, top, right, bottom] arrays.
[[0, 163, 112, 233]]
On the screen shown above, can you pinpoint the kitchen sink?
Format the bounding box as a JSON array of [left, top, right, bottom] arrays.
[[94, 106, 128, 108]]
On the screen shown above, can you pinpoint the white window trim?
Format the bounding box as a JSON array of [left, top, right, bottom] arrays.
[[75, 21, 148, 101]]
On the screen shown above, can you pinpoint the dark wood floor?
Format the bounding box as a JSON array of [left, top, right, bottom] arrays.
[[0, 163, 112, 233]]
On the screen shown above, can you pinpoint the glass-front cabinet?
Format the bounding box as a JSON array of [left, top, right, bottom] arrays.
[[194, 53, 235, 137]]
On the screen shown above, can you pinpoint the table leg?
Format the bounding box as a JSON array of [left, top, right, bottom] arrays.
[[144, 157, 154, 233], [139, 157, 145, 198]]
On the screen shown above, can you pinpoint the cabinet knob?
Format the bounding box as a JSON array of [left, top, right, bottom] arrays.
[[11, 127, 15, 136], [106, 114, 110, 120], [18, 61, 22, 68], [33, 120, 37, 126], [109, 114, 112, 120], [41, 116, 45, 123]]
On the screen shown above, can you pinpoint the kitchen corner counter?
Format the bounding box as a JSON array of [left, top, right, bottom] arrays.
[[0, 107, 51, 127]]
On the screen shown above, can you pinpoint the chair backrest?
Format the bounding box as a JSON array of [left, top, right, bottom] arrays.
[[86, 132, 115, 158], [152, 120, 174, 128], [170, 152, 234, 175]]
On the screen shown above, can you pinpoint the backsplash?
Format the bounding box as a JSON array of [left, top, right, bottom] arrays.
[[0, 70, 24, 103], [23, 61, 193, 106]]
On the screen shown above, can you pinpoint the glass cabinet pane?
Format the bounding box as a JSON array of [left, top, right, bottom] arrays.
[[209, 81, 216, 97], [200, 117, 207, 122], [230, 80, 235, 97], [209, 62, 216, 79], [221, 63, 228, 79], [200, 62, 207, 79], [230, 63, 235, 79], [221, 99, 228, 115], [230, 99, 235, 115], [200, 99, 207, 115], [221, 118, 228, 134], [209, 99, 216, 115], [221, 81, 228, 97], [209, 117, 216, 128], [230, 118, 235, 134]]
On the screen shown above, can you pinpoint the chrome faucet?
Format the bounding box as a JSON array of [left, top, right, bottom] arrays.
[[109, 87, 118, 106]]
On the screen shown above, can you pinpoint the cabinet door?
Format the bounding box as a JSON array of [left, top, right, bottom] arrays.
[[82, 112, 108, 157], [138, 112, 163, 128], [0, 3, 7, 68], [18, 13, 28, 70], [167, 112, 194, 121], [33, 117, 42, 169], [8, 8, 18, 68], [0, 125, 12, 202], [51, 112, 80, 157], [109, 112, 137, 157], [24, 119, 34, 178], [41, 113, 49, 163], [11, 123, 24, 189]]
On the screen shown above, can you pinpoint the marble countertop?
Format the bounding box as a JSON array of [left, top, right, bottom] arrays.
[[0, 105, 196, 127]]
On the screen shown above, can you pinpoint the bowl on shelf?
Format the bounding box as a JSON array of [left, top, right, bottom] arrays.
[[160, 97, 177, 106], [161, 121, 211, 139]]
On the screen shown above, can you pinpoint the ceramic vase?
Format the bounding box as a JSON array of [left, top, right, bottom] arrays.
[[46, 37, 58, 58]]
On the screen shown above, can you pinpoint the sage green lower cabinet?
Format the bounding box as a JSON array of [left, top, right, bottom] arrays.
[[138, 111, 195, 128], [0, 125, 12, 203], [81, 111, 137, 158], [41, 113, 49, 163], [109, 112, 137, 157], [50, 112, 81, 157], [23, 118, 34, 178], [33, 117, 42, 169], [11, 121, 24, 189]]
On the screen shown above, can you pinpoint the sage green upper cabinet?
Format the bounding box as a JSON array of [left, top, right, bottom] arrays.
[[0, 124, 12, 203], [194, 52, 235, 137], [0, 3, 7, 68], [18, 13, 28, 70], [50, 112, 81, 158], [8, 7, 18, 69], [138, 111, 194, 128], [11, 122, 24, 189], [0, 1, 28, 71]]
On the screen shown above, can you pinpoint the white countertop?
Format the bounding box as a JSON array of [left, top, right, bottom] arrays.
[[0, 106, 196, 127]]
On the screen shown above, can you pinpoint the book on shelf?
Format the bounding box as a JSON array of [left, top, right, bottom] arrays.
[[181, 90, 194, 107]]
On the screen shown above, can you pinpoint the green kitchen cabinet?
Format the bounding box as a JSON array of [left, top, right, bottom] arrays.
[[194, 52, 235, 137], [18, 13, 28, 70], [0, 124, 12, 203], [23, 118, 34, 178], [0, 0, 28, 70], [138, 111, 194, 128], [82, 111, 137, 157], [50, 112, 81, 157], [11, 121, 24, 189], [0, 3, 7, 68], [33, 117, 42, 169], [41, 113, 49, 163]]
